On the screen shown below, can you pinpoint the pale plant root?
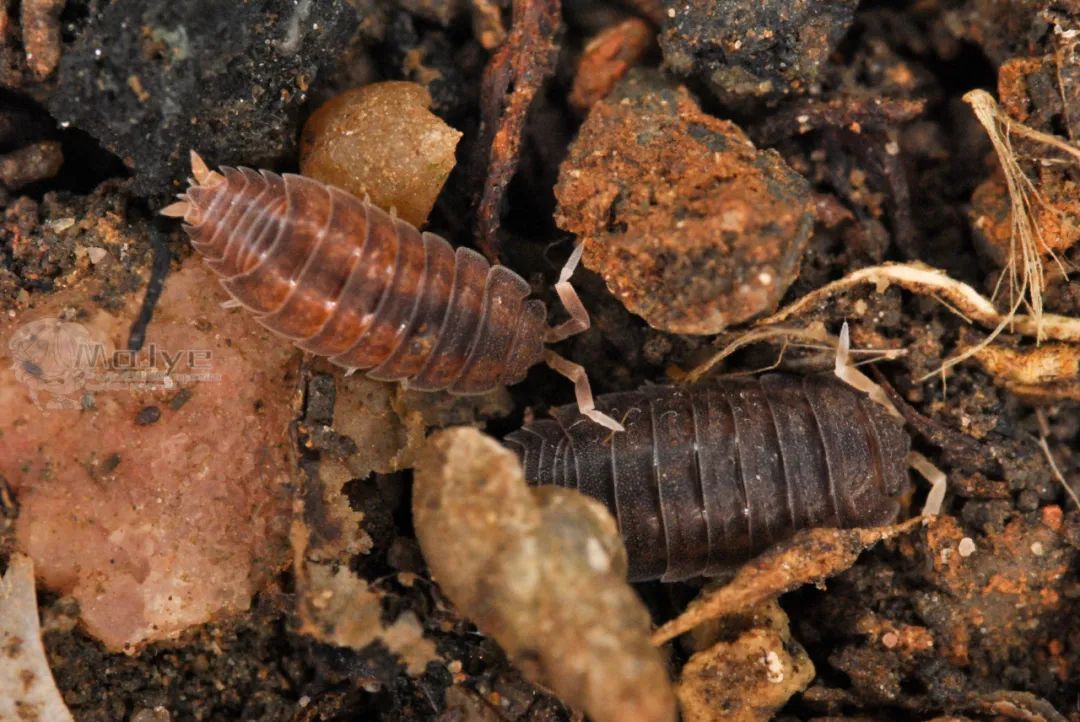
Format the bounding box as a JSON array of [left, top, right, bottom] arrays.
[[691, 262, 1080, 386], [1035, 409, 1080, 509], [963, 89, 1078, 346]]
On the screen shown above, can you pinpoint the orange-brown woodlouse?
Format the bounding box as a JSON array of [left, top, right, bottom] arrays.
[[505, 374, 911, 582], [162, 152, 622, 431]]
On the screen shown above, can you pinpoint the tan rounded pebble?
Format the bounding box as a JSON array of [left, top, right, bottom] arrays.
[[300, 81, 462, 227]]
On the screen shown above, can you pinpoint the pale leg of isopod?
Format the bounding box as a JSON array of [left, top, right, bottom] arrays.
[[544, 350, 625, 432]]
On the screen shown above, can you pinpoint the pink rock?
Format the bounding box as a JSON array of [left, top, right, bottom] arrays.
[[0, 258, 296, 651]]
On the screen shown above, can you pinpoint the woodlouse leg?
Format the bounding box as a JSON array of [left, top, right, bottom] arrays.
[[544, 349, 625, 431], [544, 242, 591, 343]]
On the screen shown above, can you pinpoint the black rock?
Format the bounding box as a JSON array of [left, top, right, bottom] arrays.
[[660, 0, 858, 107], [48, 0, 357, 196]]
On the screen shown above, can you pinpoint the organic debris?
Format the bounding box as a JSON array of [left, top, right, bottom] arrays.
[[299, 82, 462, 227], [568, 17, 654, 114], [474, 0, 562, 260], [20, 0, 64, 80], [0, 554, 74, 722], [291, 520, 439, 676], [556, 69, 814, 334], [676, 602, 815, 722], [0, 139, 62, 190], [659, 0, 858, 106], [413, 427, 676, 722], [964, 89, 1080, 344], [652, 518, 923, 645], [0, 259, 296, 650], [692, 261, 1080, 395], [291, 366, 507, 672]]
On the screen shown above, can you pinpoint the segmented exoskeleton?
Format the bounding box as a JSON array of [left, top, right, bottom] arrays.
[[163, 152, 622, 430], [505, 374, 910, 581]]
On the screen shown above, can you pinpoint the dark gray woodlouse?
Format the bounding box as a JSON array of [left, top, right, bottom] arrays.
[[162, 152, 623, 430], [505, 374, 910, 582]]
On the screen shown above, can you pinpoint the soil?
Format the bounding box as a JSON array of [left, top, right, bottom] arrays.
[[0, 1, 1078, 721]]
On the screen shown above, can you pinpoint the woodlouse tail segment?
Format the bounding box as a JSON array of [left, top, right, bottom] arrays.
[[160, 200, 192, 218], [189, 150, 224, 187], [160, 151, 228, 225], [544, 349, 625, 432]]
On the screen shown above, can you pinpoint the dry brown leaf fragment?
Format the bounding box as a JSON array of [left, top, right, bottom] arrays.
[[413, 427, 676, 722], [290, 516, 439, 676], [652, 518, 923, 645], [474, 0, 561, 261]]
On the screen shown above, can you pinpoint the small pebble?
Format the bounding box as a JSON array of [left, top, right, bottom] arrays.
[[957, 537, 977, 557], [300, 82, 462, 227], [1017, 489, 1040, 512], [135, 405, 162, 425], [131, 707, 171, 722]]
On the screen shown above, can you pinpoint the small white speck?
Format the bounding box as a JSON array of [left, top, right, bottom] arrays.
[[885, 141, 900, 155], [757, 271, 772, 285], [1031, 541, 1044, 556], [958, 537, 976, 557], [796, 114, 810, 124], [666, 7, 676, 17], [59, 121, 70, 129], [585, 538, 610, 572], [764, 651, 784, 683]]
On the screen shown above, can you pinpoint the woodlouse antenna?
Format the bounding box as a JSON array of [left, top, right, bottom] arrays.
[[545, 242, 590, 343], [544, 349, 625, 431]]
